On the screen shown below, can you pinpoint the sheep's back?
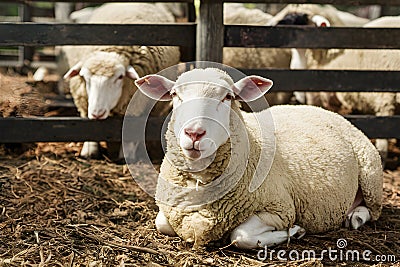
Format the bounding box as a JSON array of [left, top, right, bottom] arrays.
[[257, 105, 373, 232], [88, 3, 175, 24]]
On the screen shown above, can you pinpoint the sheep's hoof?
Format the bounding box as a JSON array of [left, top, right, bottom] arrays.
[[345, 206, 371, 230], [80, 141, 100, 159], [289, 225, 306, 239], [155, 211, 177, 237]]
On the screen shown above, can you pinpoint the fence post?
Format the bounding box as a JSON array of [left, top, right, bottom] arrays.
[[196, 0, 223, 62], [18, 3, 34, 66]]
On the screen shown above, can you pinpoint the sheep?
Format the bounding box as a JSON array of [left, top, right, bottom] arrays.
[[285, 15, 400, 162], [222, 4, 293, 107], [275, 10, 343, 109], [224, 3, 273, 25], [68, 3, 187, 23], [69, 6, 95, 23], [269, 4, 369, 27], [271, 4, 370, 72], [62, 3, 180, 159], [268, 4, 346, 27], [135, 67, 382, 249], [222, 4, 369, 108], [335, 9, 370, 26]]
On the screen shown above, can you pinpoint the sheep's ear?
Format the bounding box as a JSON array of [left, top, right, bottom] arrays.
[[135, 74, 175, 101], [63, 62, 83, 80], [311, 15, 331, 27], [126, 65, 140, 80], [233, 76, 273, 102]]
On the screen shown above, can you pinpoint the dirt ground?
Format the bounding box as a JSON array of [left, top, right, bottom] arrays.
[[0, 71, 77, 118], [0, 73, 399, 266], [0, 142, 399, 267]]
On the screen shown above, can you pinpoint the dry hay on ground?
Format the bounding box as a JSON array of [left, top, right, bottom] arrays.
[[0, 144, 399, 266], [0, 72, 77, 118]]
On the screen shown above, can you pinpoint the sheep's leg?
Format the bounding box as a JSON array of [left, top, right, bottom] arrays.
[[80, 141, 100, 158], [345, 206, 371, 230], [155, 210, 176, 236], [107, 141, 122, 161], [231, 214, 305, 249], [294, 92, 306, 104], [344, 187, 371, 229], [122, 141, 148, 163], [374, 98, 395, 166], [375, 139, 388, 165]]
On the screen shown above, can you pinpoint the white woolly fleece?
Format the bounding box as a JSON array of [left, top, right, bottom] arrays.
[[157, 101, 382, 247]]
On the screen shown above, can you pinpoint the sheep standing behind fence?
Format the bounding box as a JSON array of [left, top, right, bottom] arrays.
[[283, 12, 400, 162], [62, 2, 180, 161]]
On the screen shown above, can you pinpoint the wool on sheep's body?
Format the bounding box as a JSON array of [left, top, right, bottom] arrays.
[[157, 103, 382, 247], [222, 4, 291, 70]]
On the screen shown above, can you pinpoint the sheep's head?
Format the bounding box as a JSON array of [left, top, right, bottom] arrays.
[[268, 4, 343, 27], [274, 10, 346, 69], [135, 68, 272, 161], [275, 13, 330, 27], [64, 51, 139, 119]]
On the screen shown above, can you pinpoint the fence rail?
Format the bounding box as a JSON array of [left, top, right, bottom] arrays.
[[241, 69, 400, 92], [225, 26, 400, 49], [0, 116, 399, 142], [0, 23, 196, 47], [2, 24, 399, 49], [0, 117, 163, 142]]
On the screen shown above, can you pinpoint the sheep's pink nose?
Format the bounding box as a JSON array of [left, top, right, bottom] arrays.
[[184, 128, 206, 142], [91, 110, 106, 120]]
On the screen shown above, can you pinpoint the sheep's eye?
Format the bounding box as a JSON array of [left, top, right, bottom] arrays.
[[170, 91, 183, 103], [223, 94, 234, 101], [117, 75, 124, 80]]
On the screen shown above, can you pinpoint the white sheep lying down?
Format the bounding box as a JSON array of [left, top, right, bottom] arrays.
[[135, 68, 382, 248], [63, 3, 180, 159]]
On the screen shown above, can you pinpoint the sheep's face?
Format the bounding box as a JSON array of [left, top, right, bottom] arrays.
[[64, 52, 139, 120], [276, 13, 331, 71], [169, 82, 234, 159], [276, 12, 331, 27], [80, 64, 124, 119], [135, 68, 273, 161]]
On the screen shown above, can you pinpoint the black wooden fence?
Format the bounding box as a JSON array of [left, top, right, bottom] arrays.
[[1, 0, 400, 143]]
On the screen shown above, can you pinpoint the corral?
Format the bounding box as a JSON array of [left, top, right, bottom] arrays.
[[0, 0, 399, 266]]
